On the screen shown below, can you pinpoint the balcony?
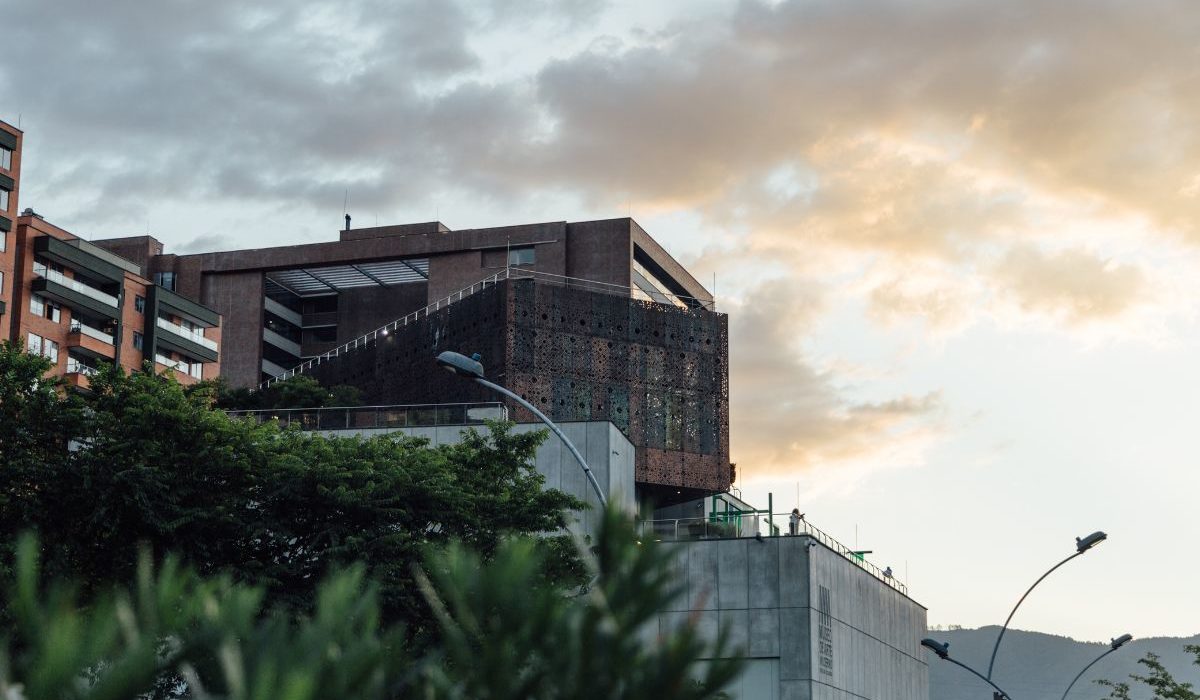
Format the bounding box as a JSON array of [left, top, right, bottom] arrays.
[[32, 269, 120, 320], [66, 320, 116, 360], [263, 327, 302, 357], [155, 316, 218, 362], [64, 357, 99, 390], [34, 235, 125, 283], [225, 402, 508, 431]]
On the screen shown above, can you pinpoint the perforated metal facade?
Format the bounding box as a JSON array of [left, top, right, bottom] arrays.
[[307, 278, 730, 495]]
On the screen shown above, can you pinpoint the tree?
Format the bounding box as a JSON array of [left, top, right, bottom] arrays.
[[0, 344, 582, 628], [1101, 647, 1200, 700], [209, 375, 363, 411], [1, 506, 743, 699]]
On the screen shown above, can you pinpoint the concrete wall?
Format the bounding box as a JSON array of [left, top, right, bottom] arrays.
[[321, 420, 636, 540], [658, 536, 928, 700]]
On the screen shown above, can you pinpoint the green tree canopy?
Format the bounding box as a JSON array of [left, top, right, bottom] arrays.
[[0, 343, 581, 628], [1, 506, 742, 700]]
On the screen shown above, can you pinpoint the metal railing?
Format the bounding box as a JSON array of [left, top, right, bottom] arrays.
[[68, 320, 115, 345], [157, 317, 219, 351], [636, 514, 908, 596], [225, 402, 508, 431], [40, 268, 119, 307], [259, 268, 716, 390], [65, 358, 98, 376]]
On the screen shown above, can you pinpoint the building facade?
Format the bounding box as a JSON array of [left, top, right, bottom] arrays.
[[657, 535, 929, 700], [4, 211, 221, 387], [0, 120, 22, 325], [92, 218, 730, 501]]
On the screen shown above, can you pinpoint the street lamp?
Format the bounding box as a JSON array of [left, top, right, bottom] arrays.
[[435, 350, 608, 507], [921, 638, 1013, 700], [986, 531, 1107, 680], [1060, 634, 1133, 700]]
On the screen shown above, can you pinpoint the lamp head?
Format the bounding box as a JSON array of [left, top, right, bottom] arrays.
[[435, 351, 485, 380], [1111, 633, 1133, 650], [1076, 531, 1107, 553], [921, 638, 950, 659]]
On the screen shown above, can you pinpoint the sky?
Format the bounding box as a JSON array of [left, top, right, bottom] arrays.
[[3, 0, 1199, 642]]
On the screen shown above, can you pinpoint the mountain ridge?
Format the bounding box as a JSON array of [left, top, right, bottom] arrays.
[[928, 627, 1200, 700]]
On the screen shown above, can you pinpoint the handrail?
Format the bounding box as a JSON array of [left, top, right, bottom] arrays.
[[157, 317, 218, 350], [68, 320, 115, 345], [40, 268, 119, 307], [225, 402, 508, 430], [636, 513, 908, 596], [258, 268, 717, 390]]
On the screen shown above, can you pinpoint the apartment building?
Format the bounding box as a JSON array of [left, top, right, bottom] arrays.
[[6, 212, 221, 388], [0, 120, 21, 325]]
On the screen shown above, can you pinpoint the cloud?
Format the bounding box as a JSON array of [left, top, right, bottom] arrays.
[[992, 245, 1148, 324], [5, 0, 1197, 481], [727, 278, 945, 478]]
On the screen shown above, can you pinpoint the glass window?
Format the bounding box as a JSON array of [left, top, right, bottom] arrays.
[[0, 230, 6, 252], [154, 272, 176, 291], [132, 331, 144, 351], [134, 295, 145, 313], [0, 270, 5, 294], [29, 295, 44, 316], [0, 146, 11, 170], [189, 361, 202, 379], [46, 300, 60, 323], [44, 339, 58, 364], [0, 188, 9, 211], [508, 246, 535, 266], [27, 333, 42, 355]]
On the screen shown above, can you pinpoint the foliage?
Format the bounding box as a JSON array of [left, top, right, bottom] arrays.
[[0, 344, 582, 628], [1101, 647, 1200, 700], [0, 506, 743, 700], [209, 375, 362, 411]]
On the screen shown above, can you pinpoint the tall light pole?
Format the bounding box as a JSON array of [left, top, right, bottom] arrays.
[[987, 531, 1107, 680], [922, 638, 1013, 700], [435, 351, 608, 508], [1060, 634, 1133, 700]]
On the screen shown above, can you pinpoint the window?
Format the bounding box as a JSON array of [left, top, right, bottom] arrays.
[[0, 230, 6, 252], [0, 188, 8, 211], [0, 146, 11, 170], [132, 331, 144, 351], [189, 361, 202, 379], [154, 272, 176, 291], [508, 246, 535, 266], [134, 295, 145, 313], [25, 334, 57, 363], [0, 270, 5, 295], [29, 295, 60, 322]]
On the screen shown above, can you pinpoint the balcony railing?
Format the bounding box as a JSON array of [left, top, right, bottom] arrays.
[[225, 402, 508, 431], [68, 320, 115, 345], [156, 317, 218, 351], [65, 358, 98, 376], [39, 268, 119, 307], [155, 354, 188, 372], [636, 514, 909, 596]]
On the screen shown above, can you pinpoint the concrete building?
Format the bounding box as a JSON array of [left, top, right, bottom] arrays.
[[236, 403, 928, 700], [92, 218, 730, 504], [659, 535, 928, 700], [0, 119, 22, 325], [3, 211, 222, 387], [231, 403, 638, 537]]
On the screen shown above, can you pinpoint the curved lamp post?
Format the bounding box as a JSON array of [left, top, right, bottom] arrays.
[[922, 638, 1013, 700], [435, 351, 608, 508], [987, 531, 1107, 680], [1060, 634, 1133, 700]]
